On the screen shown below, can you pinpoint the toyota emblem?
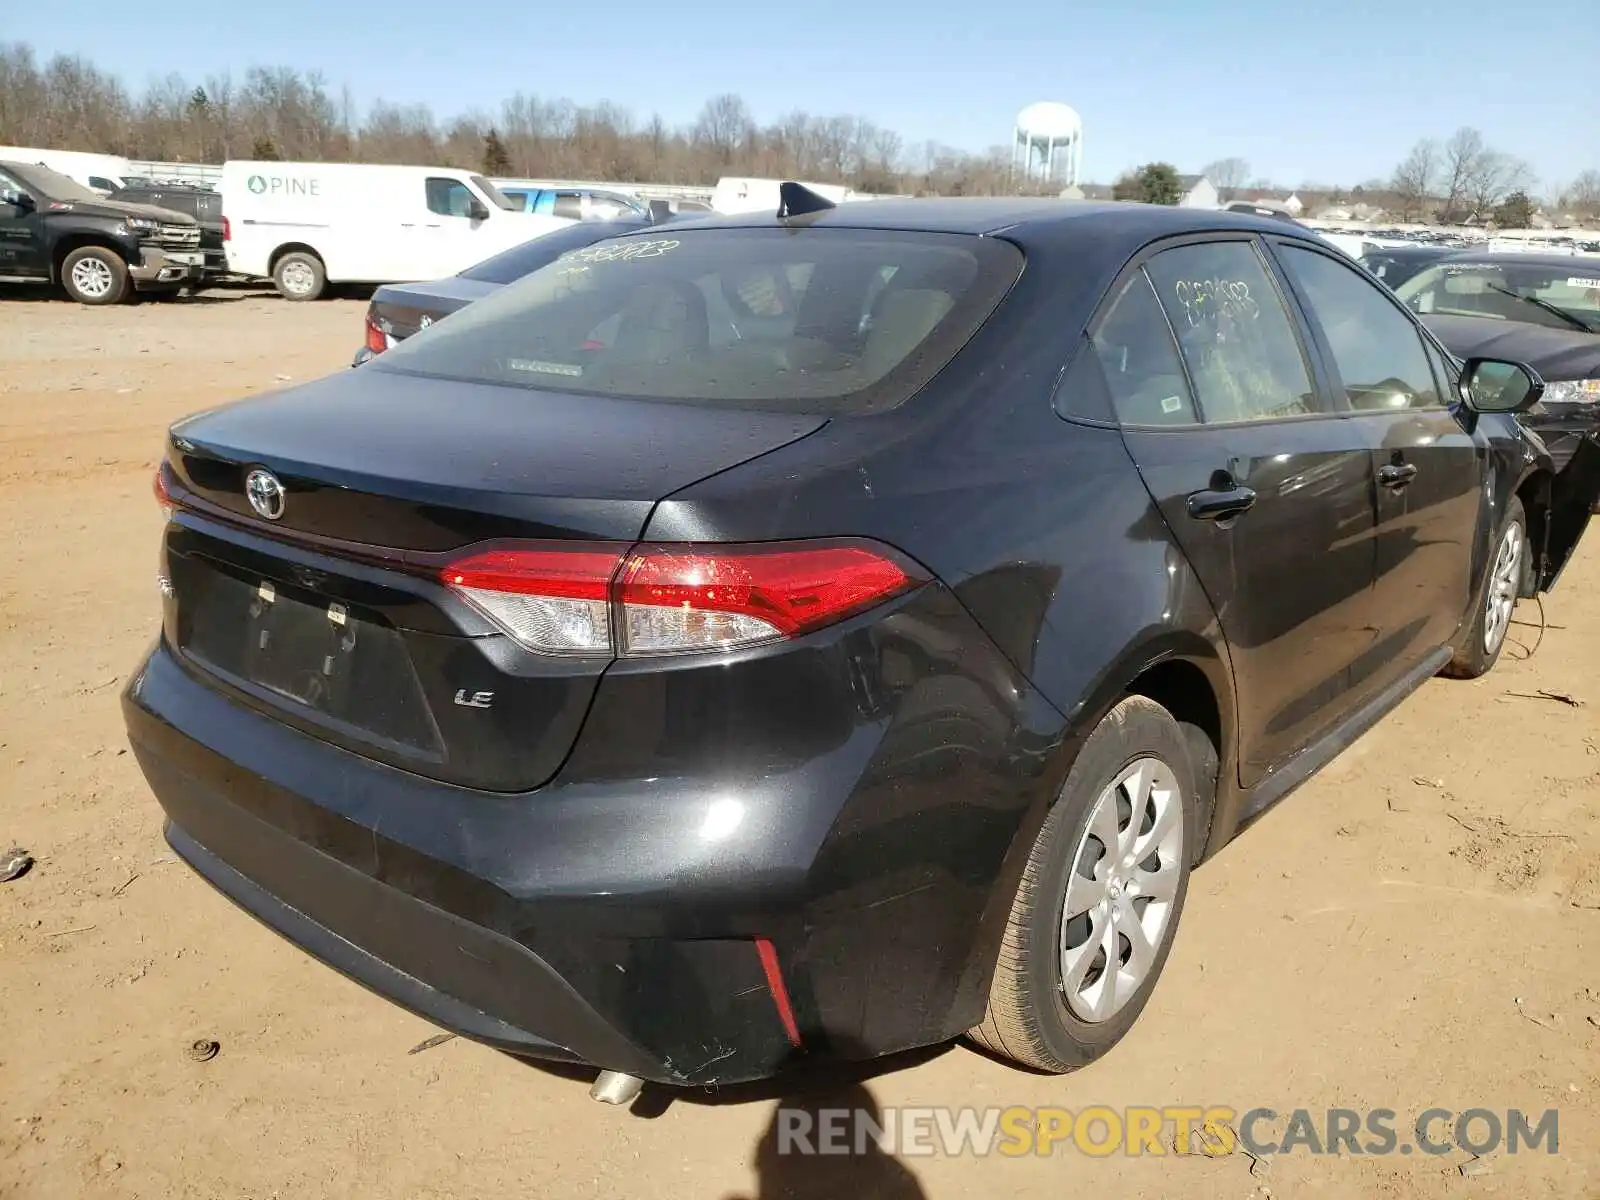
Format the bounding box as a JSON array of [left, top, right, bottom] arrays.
[[245, 468, 286, 521]]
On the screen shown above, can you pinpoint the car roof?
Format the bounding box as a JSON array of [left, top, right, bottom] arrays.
[[654, 197, 1316, 246]]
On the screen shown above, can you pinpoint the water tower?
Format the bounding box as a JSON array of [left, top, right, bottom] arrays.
[[1013, 102, 1083, 188]]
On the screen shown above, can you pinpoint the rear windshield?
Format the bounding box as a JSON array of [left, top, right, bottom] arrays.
[[375, 227, 1024, 413], [458, 220, 645, 284]]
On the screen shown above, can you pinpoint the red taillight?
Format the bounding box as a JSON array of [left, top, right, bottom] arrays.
[[616, 542, 916, 654], [153, 460, 175, 519], [364, 312, 387, 354], [436, 539, 921, 657], [221, 216, 231, 242]]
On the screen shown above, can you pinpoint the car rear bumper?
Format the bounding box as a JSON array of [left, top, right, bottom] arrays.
[[123, 587, 1061, 1085]]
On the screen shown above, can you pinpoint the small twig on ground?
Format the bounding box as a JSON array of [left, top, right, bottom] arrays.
[[44, 925, 97, 938], [1445, 812, 1482, 833], [1514, 998, 1558, 1031], [111, 872, 140, 897], [407, 1033, 457, 1055], [1501, 689, 1583, 707]]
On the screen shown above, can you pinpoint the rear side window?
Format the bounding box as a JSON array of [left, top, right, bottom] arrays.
[[1279, 245, 1441, 410], [376, 228, 1024, 414], [1088, 271, 1197, 426], [552, 192, 584, 220], [1145, 241, 1323, 423]]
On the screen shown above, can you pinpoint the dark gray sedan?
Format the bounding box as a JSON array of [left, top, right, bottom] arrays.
[[1395, 253, 1600, 475], [353, 217, 652, 365]]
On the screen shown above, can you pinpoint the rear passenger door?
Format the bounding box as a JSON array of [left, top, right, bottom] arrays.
[[1098, 237, 1381, 787], [1272, 240, 1486, 678]]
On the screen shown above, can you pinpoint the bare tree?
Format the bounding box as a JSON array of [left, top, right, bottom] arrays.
[[1564, 169, 1600, 221], [1201, 157, 1248, 202], [1467, 151, 1534, 219], [1438, 126, 1488, 220], [692, 93, 751, 165], [1391, 138, 1439, 221]]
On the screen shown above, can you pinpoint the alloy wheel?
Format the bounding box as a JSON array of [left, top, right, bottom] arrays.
[[1059, 756, 1184, 1023], [1483, 522, 1522, 655], [70, 257, 115, 299]]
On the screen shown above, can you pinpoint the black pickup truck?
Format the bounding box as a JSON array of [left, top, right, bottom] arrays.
[[0, 160, 204, 304], [109, 181, 226, 277]]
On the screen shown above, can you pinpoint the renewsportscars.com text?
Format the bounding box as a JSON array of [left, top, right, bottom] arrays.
[[776, 1105, 1559, 1158]]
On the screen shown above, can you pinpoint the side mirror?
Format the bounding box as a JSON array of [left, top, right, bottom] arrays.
[[1460, 358, 1545, 414], [1, 188, 33, 211], [467, 199, 490, 221]]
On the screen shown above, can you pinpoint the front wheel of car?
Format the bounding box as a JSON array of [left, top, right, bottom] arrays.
[[1443, 496, 1526, 680], [60, 247, 130, 306], [969, 695, 1196, 1072]]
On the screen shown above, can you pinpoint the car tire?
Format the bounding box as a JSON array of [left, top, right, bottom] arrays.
[[968, 695, 1197, 1072], [60, 247, 130, 306], [272, 252, 326, 301], [1443, 496, 1526, 680]]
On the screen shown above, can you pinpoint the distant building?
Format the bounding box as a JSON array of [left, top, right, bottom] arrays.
[[1283, 193, 1304, 216], [1176, 175, 1220, 209]]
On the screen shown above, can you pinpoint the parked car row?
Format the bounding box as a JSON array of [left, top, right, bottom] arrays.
[[127, 192, 1600, 1103], [0, 152, 671, 305]]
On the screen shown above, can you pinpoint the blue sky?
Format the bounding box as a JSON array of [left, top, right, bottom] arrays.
[[10, 0, 1599, 189]]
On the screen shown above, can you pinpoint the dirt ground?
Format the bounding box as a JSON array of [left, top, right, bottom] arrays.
[[1, 291, 1597, 1200]]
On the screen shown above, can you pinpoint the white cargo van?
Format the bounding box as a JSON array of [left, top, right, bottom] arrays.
[[0, 147, 133, 194], [220, 161, 575, 300]]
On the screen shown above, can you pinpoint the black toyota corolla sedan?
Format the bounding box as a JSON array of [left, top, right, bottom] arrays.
[[125, 194, 1600, 1098]]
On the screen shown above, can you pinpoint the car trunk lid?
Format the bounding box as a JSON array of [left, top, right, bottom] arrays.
[[160, 368, 827, 791], [371, 279, 499, 342]]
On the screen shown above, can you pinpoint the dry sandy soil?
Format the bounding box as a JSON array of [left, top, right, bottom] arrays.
[[1, 291, 1597, 1200]]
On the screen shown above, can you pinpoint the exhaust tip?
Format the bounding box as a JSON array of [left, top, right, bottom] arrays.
[[589, 1070, 645, 1106]]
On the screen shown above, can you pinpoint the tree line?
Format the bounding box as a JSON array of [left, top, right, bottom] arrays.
[[3, 41, 1596, 224], [0, 42, 1031, 196]]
